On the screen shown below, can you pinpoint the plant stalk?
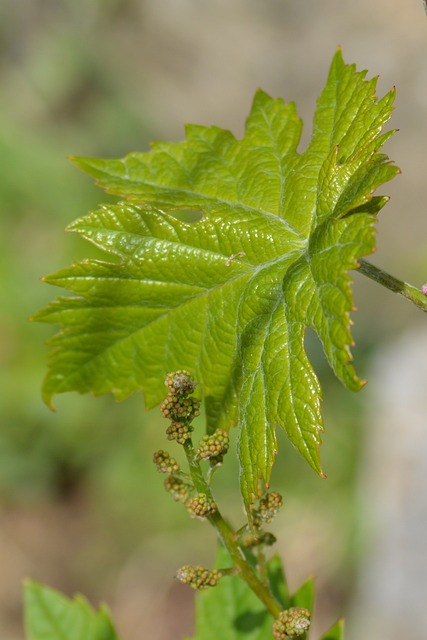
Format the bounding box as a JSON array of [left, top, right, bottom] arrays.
[[183, 441, 283, 618], [358, 259, 427, 312]]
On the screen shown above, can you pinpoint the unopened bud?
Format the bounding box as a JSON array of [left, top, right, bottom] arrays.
[[161, 396, 200, 422], [272, 607, 311, 639], [166, 421, 194, 445], [164, 476, 192, 503], [259, 491, 283, 522], [195, 429, 229, 464], [153, 450, 180, 474], [187, 492, 217, 518], [176, 565, 223, 590], [252, 491, 283, 528], [165, 370, 198, 397]]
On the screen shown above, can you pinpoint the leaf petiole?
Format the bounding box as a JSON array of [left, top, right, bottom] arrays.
[[358, 259, 427, 312]]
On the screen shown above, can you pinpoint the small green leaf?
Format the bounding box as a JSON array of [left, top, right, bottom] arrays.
[[290, 576, 315, 612], [318, 618, 345, 640], [24, 580, 119, 640], [267, 554, 290, 610], [36, 49, 399, 504]]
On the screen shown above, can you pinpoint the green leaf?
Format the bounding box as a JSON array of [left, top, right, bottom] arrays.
[[318, 619, 345, 640], [289, 576, 315, 612], [24, 580, 119, 640], [189, 547, 287, 640], [268, 554, 290, 610], [35, 49, 399, 503]]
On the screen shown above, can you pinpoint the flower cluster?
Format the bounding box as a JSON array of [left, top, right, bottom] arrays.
[[153, 449, 180, 475], [165, 421, 193, 445], [176, 565, 223, 590], [187, 492, 217, 518], [195, 428, 229, 464], [161, 395, 200, 422], [165, 370, 198, 396], [160, 371, 200, 444], [272, 608, 311, 639], [164, 476, 192, 503], [251, 491, 283, 528]]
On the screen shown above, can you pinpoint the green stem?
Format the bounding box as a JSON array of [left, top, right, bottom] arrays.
[[358, 259, 427, 312], [209, 510, 282, 617], [257, 545, 269, 585], [183, 440, 283, 618]]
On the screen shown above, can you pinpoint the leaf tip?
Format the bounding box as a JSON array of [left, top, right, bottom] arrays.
[[68, 154, 88, 172], [68, 155, 101, 177], [332, 45, 345, 67], [22, 577, 35, 590], [68, 154, 82, 165], [42, 387, 57, 412]]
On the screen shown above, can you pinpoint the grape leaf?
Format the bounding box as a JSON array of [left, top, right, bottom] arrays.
[[35, 49, 399, 503], [24, 580, 119, 640]]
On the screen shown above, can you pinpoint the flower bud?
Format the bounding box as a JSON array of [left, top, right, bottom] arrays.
[[161, 396, 200, 422], [272, 607, 311, 639], [153, 449, 180, 474], [165, 370, 198, 397], [252, 491, 283, 528], [195, 429, 229, 464], [166, 421, 194, 445], [187, 492, 217, 518], [259, 491, 283, 522], [176, 565, 223, 590], [164, 476, 192, 503]]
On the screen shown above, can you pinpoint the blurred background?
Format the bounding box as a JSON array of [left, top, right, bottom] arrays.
[[1, 1, 427, 639]]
